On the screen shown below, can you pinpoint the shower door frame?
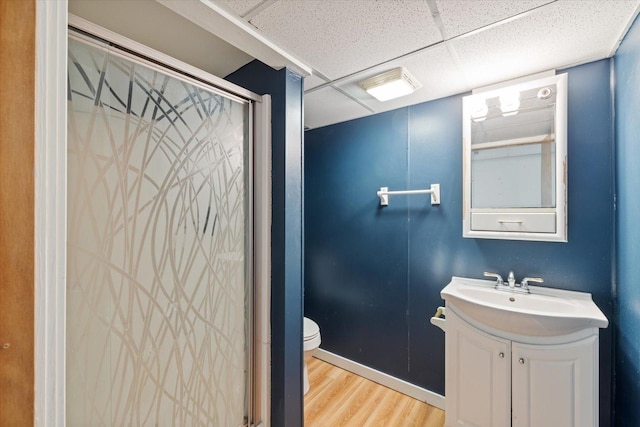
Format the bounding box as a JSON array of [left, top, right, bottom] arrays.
[[35, 7, 272, 427]]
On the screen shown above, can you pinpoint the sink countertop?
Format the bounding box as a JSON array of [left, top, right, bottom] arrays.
[[440, 276, 609, 341]]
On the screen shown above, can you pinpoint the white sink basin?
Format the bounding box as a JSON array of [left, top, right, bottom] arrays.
[[441, 276, 608, 337]]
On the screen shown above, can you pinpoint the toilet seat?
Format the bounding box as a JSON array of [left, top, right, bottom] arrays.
[[302, 317, 321, 395], [303, 317, 321, 352], [304, 317, 320, 340]]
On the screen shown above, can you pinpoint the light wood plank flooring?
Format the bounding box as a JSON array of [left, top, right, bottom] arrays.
[[304, 357, 445, 427]]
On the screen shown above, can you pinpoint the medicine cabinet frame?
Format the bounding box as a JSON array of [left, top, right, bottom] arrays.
[[462, 73, 568, 242]]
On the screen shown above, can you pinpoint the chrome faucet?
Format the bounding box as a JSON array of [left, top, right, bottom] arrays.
[[507, 271, 516, 288], [484, 271, 504, 287], [485, 271, 543, 294], [521, 276, 544, 291]]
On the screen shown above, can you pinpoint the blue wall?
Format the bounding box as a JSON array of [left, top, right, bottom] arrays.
[[305, 60, 615, 425], [226, 61, 305, 427], [614, 13, 640, 427]]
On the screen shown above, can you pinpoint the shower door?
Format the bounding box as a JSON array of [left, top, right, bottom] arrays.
[[66, 32, 252, 426]]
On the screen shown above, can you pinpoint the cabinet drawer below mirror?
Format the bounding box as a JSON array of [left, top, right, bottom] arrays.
[[471, 212, 557, 233]]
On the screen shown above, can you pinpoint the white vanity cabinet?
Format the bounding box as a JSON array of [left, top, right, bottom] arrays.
[[511, 337, 598, 427], [446, 308, 511, 427], [445, 307, 599, 427]]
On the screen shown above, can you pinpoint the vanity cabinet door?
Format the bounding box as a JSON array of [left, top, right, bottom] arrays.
[[445, 310, 511, 427], [511, 336, 598, 427]]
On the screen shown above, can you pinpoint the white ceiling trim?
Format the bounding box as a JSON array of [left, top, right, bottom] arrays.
[[426, 0, 449, 39], [242, 0, 278, 20], [155, 0, 313, 77]]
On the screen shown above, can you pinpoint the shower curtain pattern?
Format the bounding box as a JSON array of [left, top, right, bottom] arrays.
[[66, 37, 248, 426]]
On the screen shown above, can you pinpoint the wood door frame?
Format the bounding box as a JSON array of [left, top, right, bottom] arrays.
[[1, 0, 36, 425]]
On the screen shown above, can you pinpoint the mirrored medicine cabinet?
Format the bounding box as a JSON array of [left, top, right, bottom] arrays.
[[462, 73, 568, 242]]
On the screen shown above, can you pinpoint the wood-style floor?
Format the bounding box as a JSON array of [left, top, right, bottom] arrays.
[[304, 357, 445, 427]]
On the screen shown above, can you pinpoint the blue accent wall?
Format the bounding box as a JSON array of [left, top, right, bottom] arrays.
[[226, 61, 305, 427], [305, 60, 615, 424], [305, 110, 410, 378], [614, 13, 640, 427]]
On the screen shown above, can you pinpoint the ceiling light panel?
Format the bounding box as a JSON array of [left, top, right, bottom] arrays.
[[435, 0, 554, 39], [359, 68, 421, 102], [336, 44, 468, 113], [248, 0, 442, 79], [451, 0, 640, 88]]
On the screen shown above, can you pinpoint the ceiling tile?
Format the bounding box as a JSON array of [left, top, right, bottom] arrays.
[[250, 0, 442, 79], [304, 87, 372, 130], [216, 0, 263, 17], [334, 44, 469, 114], [305, 74, 329, 91], [436, 0, 554, 39], [451, 0, 640, 89]]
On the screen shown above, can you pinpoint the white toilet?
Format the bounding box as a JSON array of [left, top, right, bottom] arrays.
[[303, 317, 321, 395]]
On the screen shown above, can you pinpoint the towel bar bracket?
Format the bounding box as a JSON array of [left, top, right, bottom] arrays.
[[378, 187, 390, 206]]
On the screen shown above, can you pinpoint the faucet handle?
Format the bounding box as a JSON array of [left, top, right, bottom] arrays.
[[521, 277, 544, 288], [484, 272, 504, 286]]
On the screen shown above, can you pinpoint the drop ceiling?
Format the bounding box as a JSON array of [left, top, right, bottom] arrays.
[[81, 0, 640, 130], [209, 0, 639, 130]]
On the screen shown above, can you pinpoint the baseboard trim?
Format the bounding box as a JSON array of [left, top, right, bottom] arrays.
[[314, 349, 445, 410]]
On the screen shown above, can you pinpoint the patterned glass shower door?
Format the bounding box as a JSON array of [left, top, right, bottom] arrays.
[[66, 34, 251, 426]]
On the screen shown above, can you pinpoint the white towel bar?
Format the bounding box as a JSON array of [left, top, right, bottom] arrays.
[[377, 183, 440, 206]]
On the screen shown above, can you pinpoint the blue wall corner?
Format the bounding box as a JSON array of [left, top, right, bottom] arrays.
[[226, 61, 305, 427], [614, 12, 640, 427], [305, 60, 615, 424]]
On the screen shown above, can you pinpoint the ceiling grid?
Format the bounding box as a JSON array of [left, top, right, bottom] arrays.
[[215, 0, 640, 129]]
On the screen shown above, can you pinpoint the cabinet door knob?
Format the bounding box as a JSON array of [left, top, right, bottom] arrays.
[[519, 358, 525, 364], [498, 352, 505, 359]]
